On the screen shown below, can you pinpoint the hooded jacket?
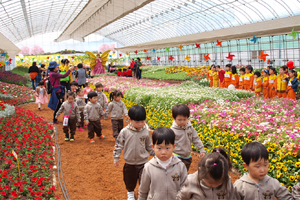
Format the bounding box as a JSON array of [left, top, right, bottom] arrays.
[[55, 101, 80, 120], [138, 157, 188, 200], [287, 77, 299, 92], [292, 182, 300, 199], [83, 102, 105, 121], [233, 174, 293, 200], [171, 121, 205, 158], [176, 171, 234, 200], [113, 125, 155, 165], [104, 100, 128, 120]]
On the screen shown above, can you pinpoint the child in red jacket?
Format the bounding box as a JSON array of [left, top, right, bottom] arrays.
[[126, 67, 132, 77], [117, 69, 122, 76]]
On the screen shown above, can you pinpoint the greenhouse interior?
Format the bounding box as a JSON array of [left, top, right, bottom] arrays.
[[1, 0, 300, 199]]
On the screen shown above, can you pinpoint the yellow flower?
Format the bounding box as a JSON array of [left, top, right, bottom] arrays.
[[295, 162, 300, 168], [243, 168, 247, 172], [292, 152, 298, 157], [290, 176, 295, 182]]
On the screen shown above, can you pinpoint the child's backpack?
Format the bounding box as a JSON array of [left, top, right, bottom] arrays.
[[47, 79, 56, 94]]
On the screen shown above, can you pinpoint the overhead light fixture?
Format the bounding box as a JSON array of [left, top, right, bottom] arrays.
[[165, 10, 168, 14], [184, 3, 188, 6], [178, 6, 181, 9], [160, 13, 163, 16], [171, 8, 174, 11], [192, 0, 195, 3]]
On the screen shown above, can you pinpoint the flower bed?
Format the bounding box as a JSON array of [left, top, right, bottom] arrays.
[[0, 103, 15, 118], [0, 82, 35, 106], [0, 71, 27, 86], [125, 81, 254, 109], [0, 107, 56, 199], [90, 76, 177, 93]]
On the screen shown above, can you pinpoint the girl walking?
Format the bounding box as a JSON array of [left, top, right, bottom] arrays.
[[104, 90, 129, 140], [35, 81, 48, 110]]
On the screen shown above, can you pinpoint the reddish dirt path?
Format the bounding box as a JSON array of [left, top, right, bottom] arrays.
[[20, 103, 239, 200]]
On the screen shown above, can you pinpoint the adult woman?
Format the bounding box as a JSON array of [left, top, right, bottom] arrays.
[[60, 59, 71, 91], [136, 58, 143, 80], [28, 62, 39, 90], [48, 61, 74, 124], [130, 58, 135, 77], [92, 54, 105, 75], [76, 63, 86, 88]]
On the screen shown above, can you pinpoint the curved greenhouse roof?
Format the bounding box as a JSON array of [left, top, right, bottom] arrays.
[[0, 0, 300, 47]]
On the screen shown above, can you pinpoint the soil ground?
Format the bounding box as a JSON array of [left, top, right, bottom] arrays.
[[20, 103, 239, 200]]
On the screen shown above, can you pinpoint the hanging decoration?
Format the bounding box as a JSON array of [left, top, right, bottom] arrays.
[[1, 52, 7, 57], [71, 56, 75, 59], [267, 59, 271, 64], [250, 35, 258, 43], [216, 40, 222, 47], [126, 52, 129, 56], [288, 28, 299, 40], [5, 61, 10, 66], [144, 49, 147, 53], [146, 56, 150, 60], [177, 45, 183, 51], [195, 43, 201, 48], [157, 56, 161, 61], [165, 47, 170, 52], [119, 54, 122, 57], [47, 57, 50, 59], [204, 54, 211, 61], [57, 56, 61, 59], [134, 50, 138, 54], [226, 52, 235, 62], [287, 60, 295, 69], [152, 49, 156, 53], [0, 61, 4, 67], [184, 55, 191, 62], [169, 55, 175, 61], [257, 50, 269, 62]]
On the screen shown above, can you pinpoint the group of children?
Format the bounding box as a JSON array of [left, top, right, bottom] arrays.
[[207, 64, 299, 100], [109, 103, 300, 200], [117, 67, 133, 77], [53, 80, 128, 143]]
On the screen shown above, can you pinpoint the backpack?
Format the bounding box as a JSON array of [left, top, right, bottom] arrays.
[[47, 78, 56, 94]]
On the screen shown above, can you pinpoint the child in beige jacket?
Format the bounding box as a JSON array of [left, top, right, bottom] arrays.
[[171, 104, 205, 171], [138, 127, 188, 200], [176, 151, 234, 199], [113, 105, 155, 200], [233, 142, 293, 200]]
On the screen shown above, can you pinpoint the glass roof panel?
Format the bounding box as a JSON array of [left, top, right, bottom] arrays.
[[95, 0, 300, 46]]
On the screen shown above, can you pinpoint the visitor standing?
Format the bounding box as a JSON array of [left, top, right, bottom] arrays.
[[130, 58, 135, 77], [28, 62, 39, 90], [48, 61, 74, 124], [136, 58, 143, 80], [76, 63, 86, 88]]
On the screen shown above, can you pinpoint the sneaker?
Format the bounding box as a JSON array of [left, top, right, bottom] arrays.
[[127, 191, 135, 200], [77, 127, 84, 131], [90, 139, 95, 143], [99, 135, 105, 139], [65, 134, 69, 141], [70, 135, 75, 141], [83, 126, 87, 129]]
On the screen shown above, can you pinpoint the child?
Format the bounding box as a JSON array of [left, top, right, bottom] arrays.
[[268, 67, 277, 99], [83, 81, 92, 103], [122, 69, 127, 77], [76, 88, 86, 131], [113, 105, 155, 200], [84, 91, 105, 143], [176, 152, 234, 199], [207, 65, 214, 87], [104, 90, 128, 139], [94, 82, 106, 109], [254, 71, 262, 96], [35, 81, 48, 110], [239, 68, 245, 89], [224, 64, 232, 88], [212, 147, 233, 172], [243, 65, 254, 91], [211, 66, 219, 87], [293, 183, 300, 199], [171, 104, 205, 171], [138, 127, 188, 200], [262, 69, 269, 99], [276, 66, 288, 98], [216, 65, 225, 88], [286, 69, 299, 100], [70, 81, 78, 93], [233, 142, 293, 199], [55, 92, 80, 141], [117, 69, 122, 76], [126, 67, 133, 77], [230, 65, 239, 89]]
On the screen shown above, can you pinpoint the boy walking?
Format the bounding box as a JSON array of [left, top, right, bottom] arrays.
[[138, 127, 187, 200], [234, 142, 293, 199], [171, 104, 205, 171], [84, 91, 105, 143], [113, 105, 155, 200]]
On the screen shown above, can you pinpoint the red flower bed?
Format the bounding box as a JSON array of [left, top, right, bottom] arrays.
[[0, 107, 57, 199], [0, 82, 35, 106]]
